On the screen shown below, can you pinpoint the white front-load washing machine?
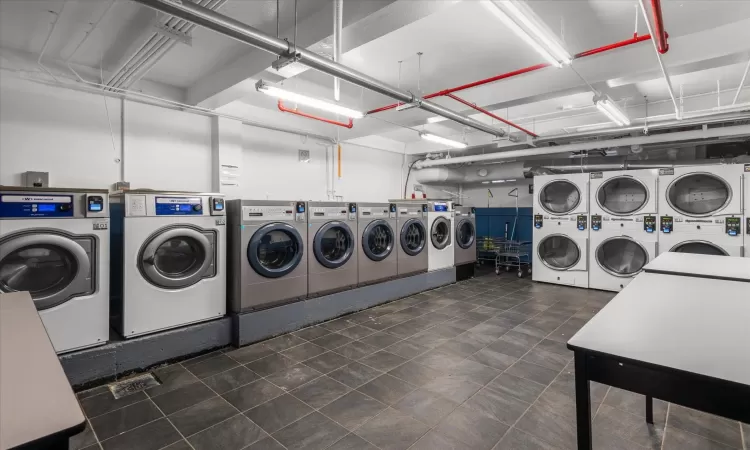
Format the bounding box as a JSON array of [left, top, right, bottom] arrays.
[[532, 173, 589, 288], [427, 201, 454, 271], [110, 191, 226, 338], [588, 169, 659, 292], [658, 164, 744, 257], [0, 187, 110, 353]]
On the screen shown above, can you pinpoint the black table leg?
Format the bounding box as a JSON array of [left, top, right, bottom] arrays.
[[646, 395, 654, 424], [574, 350, 592, 450]]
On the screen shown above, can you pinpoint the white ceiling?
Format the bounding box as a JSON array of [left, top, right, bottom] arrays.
[[2, 0, 750, 154]]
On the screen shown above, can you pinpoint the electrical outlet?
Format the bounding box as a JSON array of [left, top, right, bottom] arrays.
[[299, 149, 310, 163]]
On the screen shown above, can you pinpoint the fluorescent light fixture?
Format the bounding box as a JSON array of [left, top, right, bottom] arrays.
[[594, 97, 631, 127], [482, 179, 513, 184], [256, 80, 364, 119], [426, 116, 448, 124], [420, 133, 467, 149], [482, 0, 568, 68]]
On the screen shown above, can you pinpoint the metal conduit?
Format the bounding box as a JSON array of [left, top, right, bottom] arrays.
[[132, 0, 506, 137]]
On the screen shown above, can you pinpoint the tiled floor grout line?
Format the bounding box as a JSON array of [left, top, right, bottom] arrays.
[[740, 418, 746, 450], [94, 401, 167, 448], [149, 396, 197, 450], [660, 402, 670, 450]]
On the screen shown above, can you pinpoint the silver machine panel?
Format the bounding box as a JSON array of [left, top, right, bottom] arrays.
[[454, 206, 476, 266], [357, 203, 398, 286], [307, 202, 358, 297], [394, 203, 428, 277]]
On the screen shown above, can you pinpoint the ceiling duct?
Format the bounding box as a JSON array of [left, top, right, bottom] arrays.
[[414, 162, 527, 185]]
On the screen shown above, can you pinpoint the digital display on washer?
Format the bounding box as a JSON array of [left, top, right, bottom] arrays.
[[577, 215, 587, 231], [726, 217, 741, 236], [591, 215, 602, 231], [433, 202, 448, 212], [155, 197, 203, 215], [660, 216, 673, 233], [643, 215, 656, 233], [534, 214, 543, 229], [0, 194, 74, 218]]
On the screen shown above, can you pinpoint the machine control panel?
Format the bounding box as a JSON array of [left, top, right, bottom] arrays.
[[348, 203, 357, 220], [155, 197, 203, 215], [660, 216, 673, 233], [359, 206, 390, 219], [422, 204, 428, 213], [591, 215, 602, 231], [726, 217, 741, 236], [398, 205, 425, 218], [747, 218, 750, 235], [309, 205, 353, 221], [430, 202, 451, 212], [0, 194, 74, 218], [87, 196, 104, 212], [534, 214, 543, 229], [577, 215, 587, 231], [643, 215, 656, 233], [210, 197, 225, 216], [389, 203, 397, 219], [242, 204, 303, 222]]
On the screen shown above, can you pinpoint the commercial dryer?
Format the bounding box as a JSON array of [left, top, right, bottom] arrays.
[[453, 205, 476, 280], [307, 202, 358, 297], [227, 200, 308, 312], [658, 164, 744, 257], [357, 203, 398, 286], [395, 202, 428, 277]]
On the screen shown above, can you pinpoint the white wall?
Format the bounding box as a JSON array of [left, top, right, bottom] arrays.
[[422, 181, 533, 208]]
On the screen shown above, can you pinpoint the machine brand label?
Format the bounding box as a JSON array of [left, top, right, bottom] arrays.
[[215, 218, 226, 226], [156, 197, 201, 204], [1, 195, 71, 203], [659, 168, 674, 175], [93, 220, 109, 230], [612, 217, 634, 222], [590, 172, 603, 179], [685, 219, 712, 223]]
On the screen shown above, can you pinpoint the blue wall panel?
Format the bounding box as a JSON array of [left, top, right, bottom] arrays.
[[475, 207, 533, 242]]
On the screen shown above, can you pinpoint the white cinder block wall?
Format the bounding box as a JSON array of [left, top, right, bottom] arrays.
[[420, 183, 533, 208], [0, 77, 406, 201]]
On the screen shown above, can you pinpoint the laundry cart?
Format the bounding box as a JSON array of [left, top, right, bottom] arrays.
[[495, 240, 532, 277]]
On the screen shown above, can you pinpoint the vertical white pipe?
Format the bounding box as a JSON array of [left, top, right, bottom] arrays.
[[733, 56, 750, 105], [333, 0, 343, 101], [638, 0, 679, 119]]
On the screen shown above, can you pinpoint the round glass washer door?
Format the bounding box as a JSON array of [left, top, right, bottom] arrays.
[[401, 219, 426, 256], [538, 234, 581, 270], [362, 220, 394, 262], [595, 237, 648, 277], [666, 172, 731, 217], [431, 217, 452, 249], [539, 180, 581, 215], [248, 223, 304, 278], [670, 241, 728, 256], [313, 221, 355, 269], [140, 227, 214, 289], [596, 176, 649, 216], [456, 220, 475, 249]]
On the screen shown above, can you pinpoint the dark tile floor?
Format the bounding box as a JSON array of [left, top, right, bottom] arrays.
[[72, 271, 750, 450]]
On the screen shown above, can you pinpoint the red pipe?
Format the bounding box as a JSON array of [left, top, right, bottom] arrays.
[[445, 94, 538, 137], [367, 34, 652, 115], [278, 100, 354, 128], [650, 0, 669, 54]]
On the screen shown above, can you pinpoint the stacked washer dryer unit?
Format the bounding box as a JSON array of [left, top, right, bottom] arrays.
[[110, 191, 226, 338], [357, 203, 398, 286], [658, 164, 745, 257], [453, 205, 477, 280], [307, 202, 358, 297], [0, 187, 109, 353], [532, 173, 590, 287], [227, 200, 308, 311], [427, 201, 455, 272], [395, 203, 428, 277], [588, 169, 659, 292]]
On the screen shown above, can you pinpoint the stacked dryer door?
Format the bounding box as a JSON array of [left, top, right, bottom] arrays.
[[532, 173, 589, 287], [227, 200, 308, 312], [358, 203, 398, 286], [658, 165, 744, 257], [307, 202, 358, 297], [588, 170, 659, 292], [454, 206, 476, 265], [427, 201, 455, 272], [396, 203, 428, 277]]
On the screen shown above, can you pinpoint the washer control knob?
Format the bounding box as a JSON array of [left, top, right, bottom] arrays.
[[193, 204, 202, 212]]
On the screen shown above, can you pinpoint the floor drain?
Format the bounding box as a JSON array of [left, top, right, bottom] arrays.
[[108, 373, 160, 399]]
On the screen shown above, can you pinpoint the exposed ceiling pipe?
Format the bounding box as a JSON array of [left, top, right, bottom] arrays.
[[638, 0, 679, 118], [415, 124, 750, 168], [132, 0, 506, 138], [649, 0, 669, 54], [733, 56, 750, 105], [333, 0, 342, 102], [534, 157, 741, 174], [414, 162, 527, 185], [445, 93, 538, 137]]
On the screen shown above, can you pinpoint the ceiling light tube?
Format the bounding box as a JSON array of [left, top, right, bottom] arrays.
[[482, 1, 562, 68], [256, 80, 364, 119], [426, 116, 448, 124], [420, 133, 468, 149], [500, 1, 571, 64], [596, 102, 624, 126], [595, 98, 631, 126]]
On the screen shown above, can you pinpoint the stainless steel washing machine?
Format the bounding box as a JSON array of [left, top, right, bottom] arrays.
[[454, 206, 476, 265], [357, 203, 398, 286], [307, 202, 358, 297], [227, 200, 307, 312], [395, 202, 428, 277]]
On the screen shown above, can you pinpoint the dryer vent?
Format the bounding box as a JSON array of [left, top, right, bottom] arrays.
[[108, 373, 160, 399]]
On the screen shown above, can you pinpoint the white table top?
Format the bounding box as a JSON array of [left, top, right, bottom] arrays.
[[0, 292, 85, 450], [643, 252, 750, 282], [568, 272, 750, 386]]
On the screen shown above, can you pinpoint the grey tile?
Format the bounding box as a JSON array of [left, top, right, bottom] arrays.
[[272, 412, 348, 450], [264, 363, 322, 391], [327, 433, 378, 450], [335, 340, 380, 360], [534, 338, 572, 357], [522, 347, 570, 371], [412, 348, 467, 371], [384, 340, 430, 359], [503, 329, 543, 348], [246, 353, 297, 377], [77, 385, 109, 401], [428, 323, 466, 339], [487, 334, 534, 358], [169, 396, 237, 437], [359, 332, 402, 350], [410, 430, 472, 450], [357, 374, 416, 405], [225, 343, 276, 364], [263, 334, 308, 352], [150, 382, 215, 415], [383, 321, 424, 339], [245, 437, 287, 450], [662, 426, 737, 450], [668, 404, 743, 448], [161, 440, 192, 450], [593, 404, 664, 449], [534, 388, 577, 419], [203, 366, 259, 395], [359, 351, 408, 372], [355, 408, 430, 450], [245, 394, 313, 434], [422, 376, 482, 404], [183, 351, 225, 367], [407, 330, 451, 348], [437, 333, 488, 358], [469, 346, 518, 371], [328, 362, 383, 389], [592, 429, 648, 450], [320, 317, 361, 332], [464, 387, 529, 425], [99, 418, 180, 450], [435, 406, 509, 450], [222, 379, 285, 412], [185, 354, 239, 379], [292, 326, 331, 341], [69, 421, 97, 450], [363, 315, 405, 331], [279, 342, 328, 362], [312, 332, 355, 350], [448, 359, 502, 385], [188, 414, 268, 450], [302, 351, 352, 374], [320, 390, 388, 431], [393, 388, 458, 427], [290, 375, 350, 409], [505, 360, 559, 386], [494, 427, 558, 450], [743, 422, 749, 449], [147, 365, 200, 397], [337, 324, 377, 340], [388, 361, 444, 386], [602, 387, 668, 422], [80, 391, 148, 419], [515, 405, 576, 450]]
